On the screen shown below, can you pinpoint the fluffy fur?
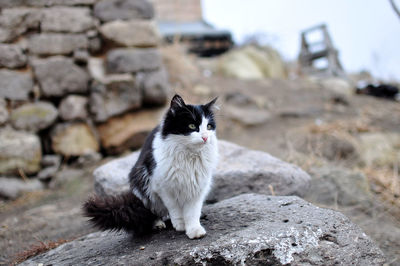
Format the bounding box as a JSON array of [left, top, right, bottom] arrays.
[[83, 95, 219, 239]]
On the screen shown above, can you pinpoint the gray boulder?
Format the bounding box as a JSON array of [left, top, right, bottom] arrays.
[[90, 78, 141, 123], [137, 68, 170, 106], [0, 98, 8, 125], [51, 122, 99, 157], [93, 0, 154, 22], [94, 140, 311, 199], [0, 127, 42, 175], [99, 19, 160, 47], [106, 48, 162, 73], [305, 167, 372, 207], [10, 101, 58, 132], [37, 154, 61, 181], [28, 33, 88, 56], [0, 44, 27, 68], [20, 194, 385, 265], [0, 69, 33, 100], [58, 95, 88, 121], [0, 0, 97, 8], [0, 8, 41, 42], [41, 7, 96, 33], [32, 56, 89, 97], [0, 177, 44, 199]]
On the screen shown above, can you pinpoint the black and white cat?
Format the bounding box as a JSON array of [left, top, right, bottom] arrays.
[[84, 95, 219, 239]]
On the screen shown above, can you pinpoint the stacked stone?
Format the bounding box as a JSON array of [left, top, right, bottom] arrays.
[[0, 0, 170, 199]]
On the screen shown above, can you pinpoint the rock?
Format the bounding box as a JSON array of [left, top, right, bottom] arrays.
[[0, 0, 97, 8], [93, 140, 310, 199], [224, 105, 271, 126], [41, 7, 96, 33], [296, 133, 359, 162], [32, 56, 89, 97], [58, 95, 88, 121], [0, 8, 41, 42], [51, 122, 99, 157], [106, 48, 162, 73], [20, 194, 386, 265], [358, 132, 400, 167], [88, 57, 134, 85], [0, 177, 44, 199], [217, 45, 287, 80], [99, 19, 159, 47], [305, 167, 372, 207], [0, 127, 42, 175], [0, 70, 33, 100], [0, 44, 27, 68], [320, 77, 353, 98], [37, 155, 61, 181], [28, 33, 88, 56], [73, 49, 89, 65], [89, 77, 141, 123], [0, 98, 8, 125], [97, 108, 164, 154], [136, 68, 170, 106], [93, 0, 154, 22], [10, 101, 58, 132]]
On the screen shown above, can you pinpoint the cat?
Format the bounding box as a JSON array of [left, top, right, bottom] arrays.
[[84, 94, 219, 239]]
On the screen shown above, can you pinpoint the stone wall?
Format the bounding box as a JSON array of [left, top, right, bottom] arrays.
[[150, 0, 202, 22], [0, 0, 170, 195]]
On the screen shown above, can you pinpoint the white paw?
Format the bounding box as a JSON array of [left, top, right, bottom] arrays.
[[186, 226, 206, 239], [153, 219, 166, 230], [171, 219, 185, 232]]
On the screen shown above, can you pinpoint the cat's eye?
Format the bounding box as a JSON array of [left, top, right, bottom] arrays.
[[188, 124, 196, 130], [207, 124, 212, 130]]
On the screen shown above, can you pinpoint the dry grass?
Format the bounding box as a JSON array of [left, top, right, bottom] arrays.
[[11, 239, 71, 265]]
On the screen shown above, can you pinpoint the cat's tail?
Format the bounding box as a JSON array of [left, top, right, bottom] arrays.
[[82, 192, 157, 236]]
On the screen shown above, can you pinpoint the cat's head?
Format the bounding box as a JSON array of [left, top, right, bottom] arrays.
[[162, 94, 218, 147]]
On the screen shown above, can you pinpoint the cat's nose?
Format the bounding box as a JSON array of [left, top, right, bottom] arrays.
[[202, 136, 208, 143]]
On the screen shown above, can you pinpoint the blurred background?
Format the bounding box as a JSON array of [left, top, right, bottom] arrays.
[[0, 0, 399, 264]]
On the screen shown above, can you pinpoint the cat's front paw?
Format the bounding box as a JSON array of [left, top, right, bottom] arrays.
[[171, 219, 185, 232], [153, 219, 166, 230], [186, 225, 206, 239]]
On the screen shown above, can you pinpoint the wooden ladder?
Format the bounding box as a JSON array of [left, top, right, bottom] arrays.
[[298, 24, 345, 77]]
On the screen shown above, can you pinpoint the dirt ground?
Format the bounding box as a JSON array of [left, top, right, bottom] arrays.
[[1, 48, 400, 265]]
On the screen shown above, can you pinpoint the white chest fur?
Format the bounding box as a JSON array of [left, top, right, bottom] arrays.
[[150, 132, 218, 206]]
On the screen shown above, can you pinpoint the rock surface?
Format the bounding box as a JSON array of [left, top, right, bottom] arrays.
[[32, 56, 89, 97], [90, 77, 141, 122], [100, 19, 159, 47], [0, 8, 41, 42], [106, 48, 162, 73], [0, 0, 97, 8], [0, 127, 42, 175], [136, 68, 170, 106], [97, 108, 164, 154], [20, 194, 385, 265], [217, 45, 287, 80], [0, 69, 33, 100], [0, 177, 44, 199], [28, 33, 88, 55], [93, 0, 154, 22], [41, 7, 96, 33], [58, 95, 88, 121], [94, 140, 311, 199], [51, 122, 99, 156], [0, 98, 8, 125], [10, 101, 58, 132], [305, 167, 372, 207], [0, 43, 27, 68]]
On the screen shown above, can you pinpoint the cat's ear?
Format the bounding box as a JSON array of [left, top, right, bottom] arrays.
[[170, 94, 186, 114], [204, 97, 219, 111]]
